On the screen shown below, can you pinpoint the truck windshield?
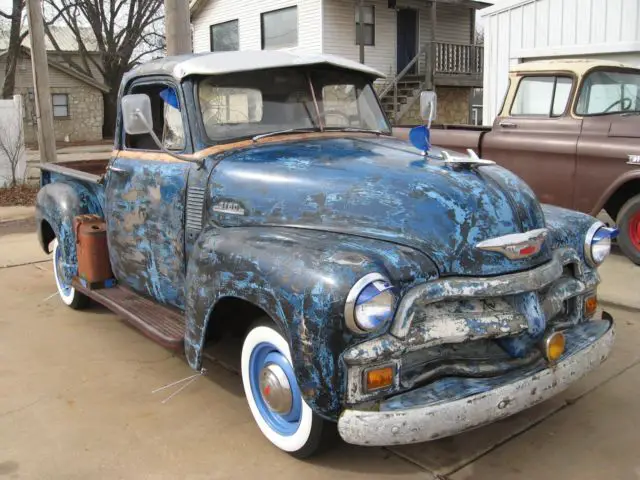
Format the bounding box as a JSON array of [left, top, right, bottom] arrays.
[[197, 67, 391, 142], [576, 70, 640, 116]]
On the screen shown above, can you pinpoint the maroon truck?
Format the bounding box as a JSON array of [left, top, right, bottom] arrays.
[[410, 59, 640, 264]]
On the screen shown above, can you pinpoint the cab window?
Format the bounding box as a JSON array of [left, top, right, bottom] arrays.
[[576, 70, 640, 115], [511, 76, 573, 117], [125, 84, 186, 151]]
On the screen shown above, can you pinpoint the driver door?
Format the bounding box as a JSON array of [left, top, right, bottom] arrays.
[[106, 78, 190, 309]]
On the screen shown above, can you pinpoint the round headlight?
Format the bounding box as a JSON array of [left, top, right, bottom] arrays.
[[345, 273, 396, 333], [585, 222, 617, 267]]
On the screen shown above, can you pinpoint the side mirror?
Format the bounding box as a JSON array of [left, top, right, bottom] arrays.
[[420, 91, 438, 127], [122, 94, 154, 135]]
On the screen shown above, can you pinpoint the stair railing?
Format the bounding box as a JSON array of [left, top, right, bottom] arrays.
[[379, 43, 427, 122]]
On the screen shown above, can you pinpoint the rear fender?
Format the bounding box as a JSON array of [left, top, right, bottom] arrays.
[[184, 226, 437, 419], [35, 180, 104, 284]]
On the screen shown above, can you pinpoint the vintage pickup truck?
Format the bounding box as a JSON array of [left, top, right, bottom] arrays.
[[424, 59, 640, 265], [36, 51, 616, 458]]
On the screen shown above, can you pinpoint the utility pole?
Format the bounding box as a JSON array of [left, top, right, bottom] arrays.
[[26, 0, 56, 163], [165, 0, 192, 56]]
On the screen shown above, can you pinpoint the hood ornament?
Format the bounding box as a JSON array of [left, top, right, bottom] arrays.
[[441, 149, 496, 168], [476, 228, 548, 260]]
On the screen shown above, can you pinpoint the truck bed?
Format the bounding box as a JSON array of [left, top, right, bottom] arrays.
[[39, 159, 109, 184]]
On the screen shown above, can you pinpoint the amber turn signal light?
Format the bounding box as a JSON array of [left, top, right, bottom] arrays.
[[543, 331, 566, 363], [366, 366, 394, 391], [585, 295, 598, 318]]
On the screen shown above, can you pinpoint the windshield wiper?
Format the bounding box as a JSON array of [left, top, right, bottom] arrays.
[[621, 111, 640, 117], [324, 127, 385, 135], [252, 128, 318, 142]]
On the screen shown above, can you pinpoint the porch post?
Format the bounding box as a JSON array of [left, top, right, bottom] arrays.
[[425, 0, 437, 90], [358, 0, 365, 63]]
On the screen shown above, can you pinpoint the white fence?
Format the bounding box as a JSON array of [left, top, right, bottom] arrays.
[[0, 95, 26, 188]]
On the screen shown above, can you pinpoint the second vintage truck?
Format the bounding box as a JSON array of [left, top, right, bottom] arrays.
[[36, 51, 616, 458], [425, 59, 640, 265]]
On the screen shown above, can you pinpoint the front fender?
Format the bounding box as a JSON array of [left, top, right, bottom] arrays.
[[542, 204, 599, 264], [184, 226, 438, 419], [35, 180, 104, 283]]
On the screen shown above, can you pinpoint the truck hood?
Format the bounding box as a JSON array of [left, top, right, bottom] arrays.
[[208, 136, 549, 276]]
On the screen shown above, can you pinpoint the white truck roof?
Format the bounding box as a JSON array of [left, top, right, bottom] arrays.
[[128, 50, 385, 81]]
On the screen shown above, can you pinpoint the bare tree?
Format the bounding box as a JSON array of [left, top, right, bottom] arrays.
[[0, 110, 25, 187], [0, 0, 28, 99], [42, 0, 165, 137]]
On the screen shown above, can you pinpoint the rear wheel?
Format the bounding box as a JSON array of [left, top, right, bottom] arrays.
[[241, 320, 328, 458], [52, 238, 90, 309], [617, 195, 640, 265]]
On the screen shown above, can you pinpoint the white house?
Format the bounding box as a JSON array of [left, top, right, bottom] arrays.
[[190, 0, 489, 125], [480, 0, 640, 124]]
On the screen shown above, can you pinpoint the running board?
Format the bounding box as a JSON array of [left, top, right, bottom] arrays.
[[72, 280, 185, 351]]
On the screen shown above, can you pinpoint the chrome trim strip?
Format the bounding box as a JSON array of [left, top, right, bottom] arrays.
[[338, 321, 615, 446]]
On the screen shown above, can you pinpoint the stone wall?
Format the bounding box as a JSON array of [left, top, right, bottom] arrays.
[[398, 86, 472, 126], [20, 85, 104, 145], [1, 54, 104, 146], [435, 87, 472, 125]]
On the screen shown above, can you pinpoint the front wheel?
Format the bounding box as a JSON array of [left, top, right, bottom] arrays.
[[52, 239, 90, 309], [617, 195, 640, 265], [241, 321, 328, 458]]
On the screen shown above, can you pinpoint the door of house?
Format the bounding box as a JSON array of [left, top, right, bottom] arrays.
[[397, 9, 418, 75]]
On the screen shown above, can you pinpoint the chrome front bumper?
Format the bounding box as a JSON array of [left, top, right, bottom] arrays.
[[337, 318, 614, 446]]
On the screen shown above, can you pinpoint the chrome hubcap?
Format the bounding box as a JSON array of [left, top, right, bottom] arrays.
[[259, 363, 293, 414]]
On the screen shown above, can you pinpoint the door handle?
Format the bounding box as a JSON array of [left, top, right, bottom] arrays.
[[108, 166, 129, 175], [499, 121, 518, 129]]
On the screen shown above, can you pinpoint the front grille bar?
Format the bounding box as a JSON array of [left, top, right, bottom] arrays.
[[390, 249, 590, 339]]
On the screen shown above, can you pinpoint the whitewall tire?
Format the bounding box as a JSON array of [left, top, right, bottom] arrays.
[[52, 238, 89, 310], [241, 321, 327, 458]]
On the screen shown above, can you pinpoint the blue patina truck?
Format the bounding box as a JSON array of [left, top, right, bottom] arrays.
[[36, 51, 617, 457]]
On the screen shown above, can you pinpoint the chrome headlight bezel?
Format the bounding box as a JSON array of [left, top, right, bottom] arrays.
[[345, 273, 397, 334], [584, 221, 616, 267]]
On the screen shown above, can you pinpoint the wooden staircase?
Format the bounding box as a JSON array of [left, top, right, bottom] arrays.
[[380, 76, 424, 124]]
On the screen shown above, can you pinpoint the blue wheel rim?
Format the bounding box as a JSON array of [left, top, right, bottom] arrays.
[[249, 342, 302, 436], [55, 243, 72, 297]]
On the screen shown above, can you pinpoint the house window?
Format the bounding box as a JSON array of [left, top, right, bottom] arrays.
[[52, 94, 69, 118], [510, 76, 572, 117], [355, 5, 375, 46], [210, 20, 239, 52], [261, 6, 298, 50]]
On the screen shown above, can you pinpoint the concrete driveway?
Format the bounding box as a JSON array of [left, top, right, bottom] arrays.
[[1, 224, 639, 479]]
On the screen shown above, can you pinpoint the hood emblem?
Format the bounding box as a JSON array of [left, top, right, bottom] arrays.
[[627, 155, 640, 165], [476, 228, 548, 260], [213, 201, 246, 216]]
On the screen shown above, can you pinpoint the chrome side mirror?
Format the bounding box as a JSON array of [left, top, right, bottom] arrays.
[[420, 91, 438, 128], [121, 94, 154, 135]]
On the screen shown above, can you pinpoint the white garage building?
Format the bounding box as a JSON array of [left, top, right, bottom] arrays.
[[480, 0, 640, 124]]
